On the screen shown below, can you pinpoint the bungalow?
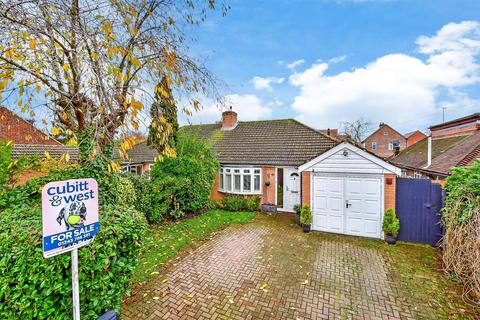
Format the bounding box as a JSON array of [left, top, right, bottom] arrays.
[[184, 109, 400, 239]]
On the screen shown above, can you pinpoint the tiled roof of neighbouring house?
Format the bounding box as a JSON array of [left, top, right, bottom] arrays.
[[11, 143, 147, 165], [123, 141, 158, 164], [390, 132, 480, 174], [183, 119, 339, 166], [12, 144, 79, 160]]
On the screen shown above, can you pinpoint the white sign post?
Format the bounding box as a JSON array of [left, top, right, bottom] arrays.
[[42, 178, 99, 320]]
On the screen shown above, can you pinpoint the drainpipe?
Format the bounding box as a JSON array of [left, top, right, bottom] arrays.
[[427, 133, 432, 168]]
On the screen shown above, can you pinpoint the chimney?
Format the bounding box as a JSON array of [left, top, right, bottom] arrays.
[[394, 146, 400, 156], [221, 107, 238, 130], [379, 122, 385, 128], [427, 133, 432, 167]]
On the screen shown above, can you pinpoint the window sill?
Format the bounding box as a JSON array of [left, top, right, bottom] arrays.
[[219, 190, 262, 196]]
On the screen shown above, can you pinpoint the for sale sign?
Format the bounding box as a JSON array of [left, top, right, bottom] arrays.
[[42, 178, 99, 258]]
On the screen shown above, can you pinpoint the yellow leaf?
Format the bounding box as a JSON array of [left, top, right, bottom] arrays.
[[150, 271, 159, 275], [51, 127, 60, 135], [29, 39, 36, 49], [65, 154, 70, 162], [62, 63, 69, 71]]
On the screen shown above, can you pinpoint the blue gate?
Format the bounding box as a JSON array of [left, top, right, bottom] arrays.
[[395, 178, 445, 246]]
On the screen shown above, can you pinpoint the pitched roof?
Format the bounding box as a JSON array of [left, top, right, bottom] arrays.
[[429, 113, 480, 130], [12, 144, 79, 160], [404, 130, 425, 138], [362, 123, 405, 143], [123, 141, 158, 164], [184, 119, 339, 166], [390, 133, 480, 174]]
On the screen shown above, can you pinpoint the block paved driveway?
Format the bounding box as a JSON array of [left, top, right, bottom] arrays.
[[122, 214, 433, 319]]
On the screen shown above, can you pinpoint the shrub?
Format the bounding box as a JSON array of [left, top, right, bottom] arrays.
[[0, 205, 148, 319], [126, 173, 152, 214], [222, 195, 247, 211], [442, 160, 480, 298], [300, 204, 312, 225], [293, 204, 301, 215], [382, 208, 400, 236], [149, 132, 219, 220], [111, 174, 137, 208], [245, 196, 261, 211]]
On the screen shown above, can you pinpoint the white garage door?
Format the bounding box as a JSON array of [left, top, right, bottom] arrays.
[[312, 175, 382, 238]]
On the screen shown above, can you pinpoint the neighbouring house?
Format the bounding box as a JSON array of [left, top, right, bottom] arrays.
[[179, 109, 400, 239], [362, 123, 407, 158], [0, 106, 60, 145], [404, 130, 427, 147], [391, 113, 480, 182]]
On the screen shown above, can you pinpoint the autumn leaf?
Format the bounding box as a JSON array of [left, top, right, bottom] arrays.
[[51, 127, 60, 135], [29, 39, 36, 49]]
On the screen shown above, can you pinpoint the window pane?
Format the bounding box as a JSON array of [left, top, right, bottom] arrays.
[[254, 174, 260, 191], [244, 169, 250, 174], [220, 173, 224, 190], [243, 174, 251, 192], [234, 175, 241, 192], [225, 174, 232, 191], [254, 169, 260, 174]]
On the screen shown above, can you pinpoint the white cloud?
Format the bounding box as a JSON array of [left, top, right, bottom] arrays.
[[286, 59, 305, 70], [289, 21, 480, 132], [251, 76, 285, 91], [184, 94, 273, 124], [328, 55, 347, 64]]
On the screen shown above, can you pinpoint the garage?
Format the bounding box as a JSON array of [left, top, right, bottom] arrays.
[[299, 142, 400, 239]]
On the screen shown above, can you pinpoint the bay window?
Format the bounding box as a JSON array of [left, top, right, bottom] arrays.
[[219, 166, 262, 194]]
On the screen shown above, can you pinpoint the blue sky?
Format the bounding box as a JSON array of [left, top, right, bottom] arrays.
[[183, 0, 480, 134]]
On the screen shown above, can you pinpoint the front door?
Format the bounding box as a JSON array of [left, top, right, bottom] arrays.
[[283, 168, 301, 212]]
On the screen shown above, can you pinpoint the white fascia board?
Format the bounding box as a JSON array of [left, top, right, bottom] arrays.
[[298, 142, 401, 175]]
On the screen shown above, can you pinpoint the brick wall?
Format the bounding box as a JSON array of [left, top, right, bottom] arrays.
[[210, 174, 225, 201], [384, 174, 396, 212], [0, 107, 60, 145], [262, 167, 276, 204], [364, 124, 406, 158], [406, 131, 427, 147], [431, 122, 479, 138], [301, 171, 311, 206]]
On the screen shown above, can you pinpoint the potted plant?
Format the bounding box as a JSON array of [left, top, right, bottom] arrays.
[[293, 204, 301, 225], [382, 208, 400, 244], [300, 204, 312, 232]]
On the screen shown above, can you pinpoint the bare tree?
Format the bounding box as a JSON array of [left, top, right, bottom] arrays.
[[341, 118, 372, 144], [0, 0, 227, 163]]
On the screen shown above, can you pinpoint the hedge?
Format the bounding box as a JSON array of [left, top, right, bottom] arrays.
[[0, 204, 148, 319]]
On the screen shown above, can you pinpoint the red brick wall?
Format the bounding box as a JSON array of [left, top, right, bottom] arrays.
[[0, 107, 60, 145], [364, 124, 406, 158], [406, 131, 427, 147], [431, 122, 479, 138], [210, 174, 225, 201], [301, 171, 311, 206], [384, 174, 396, 212], [262, 167, 276, 204]]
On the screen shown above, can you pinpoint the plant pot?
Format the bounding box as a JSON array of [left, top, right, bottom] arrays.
[[385, 234, 397, 244], [261, 203, 277, 213], [303, 224, 311, 233]]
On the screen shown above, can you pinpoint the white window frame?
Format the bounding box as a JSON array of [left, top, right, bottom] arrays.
[[414, 171, 422, 179], [401, 169, 407, 177], [371, 142, 377, 150], [218, 166, 262, 195]]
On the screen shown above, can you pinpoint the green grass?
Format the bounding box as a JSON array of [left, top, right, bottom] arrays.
[[132, 210, 256, 283]]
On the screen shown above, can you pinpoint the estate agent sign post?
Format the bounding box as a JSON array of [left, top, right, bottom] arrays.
[[42, 178, 100, 320]]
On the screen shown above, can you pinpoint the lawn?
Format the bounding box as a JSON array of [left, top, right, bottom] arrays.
[[132, 210, 256, 283]]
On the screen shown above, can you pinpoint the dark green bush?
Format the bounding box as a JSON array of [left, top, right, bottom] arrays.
[[125, 173, 152, 214], [222, 195, 247, 211], [0, 204, 148, 319], [149, 132, 219, 221]]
